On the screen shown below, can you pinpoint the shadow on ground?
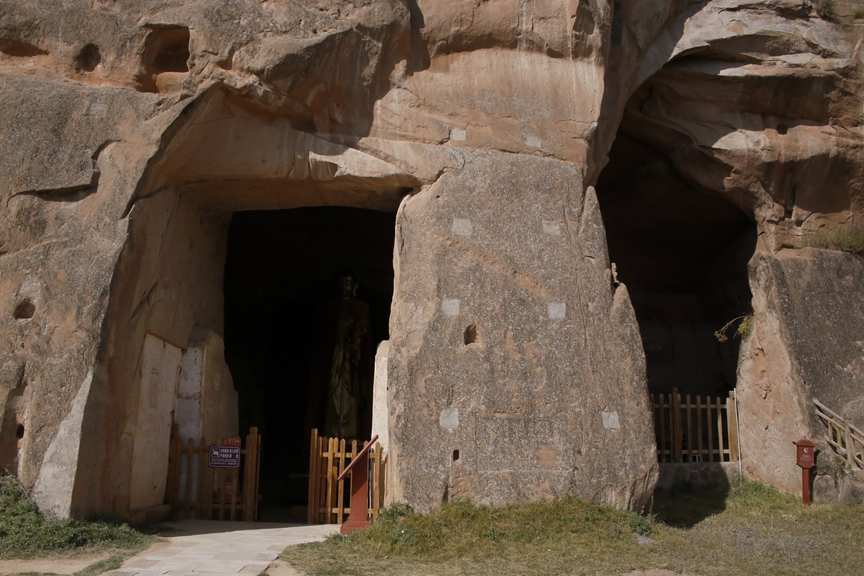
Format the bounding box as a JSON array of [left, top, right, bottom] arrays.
[[653, 483, 731, 528], [155, 520, 307, 537]]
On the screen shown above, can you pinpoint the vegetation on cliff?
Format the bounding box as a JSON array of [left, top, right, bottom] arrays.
[[810, 225, 864, 256]]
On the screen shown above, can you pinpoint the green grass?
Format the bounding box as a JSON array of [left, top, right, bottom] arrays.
[[0, 474, 151, 560], [282, 481, 864, 576], [809, 225, 864, 256]]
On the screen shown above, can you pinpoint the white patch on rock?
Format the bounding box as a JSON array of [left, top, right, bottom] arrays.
[[601, 410, 620, 431], [371, 341, 390, 454], [525, 134, 542, 148], [86, 102, 108, 116], [542, 220, 561, 236], [442, 298, 461, 317], [439, 407, 459, 432], [547, 302, 566, 320], [449, 128, 467, 141], [451, 218, 473, 237], [32, 370, 93, 518]]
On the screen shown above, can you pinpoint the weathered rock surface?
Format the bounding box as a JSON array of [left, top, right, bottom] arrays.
[[387, 153, 655, 511], [739, 249, 864, 492], [0, 0, 861, 517]]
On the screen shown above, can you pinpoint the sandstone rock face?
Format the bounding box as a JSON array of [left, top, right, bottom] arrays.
[[739, 249, 864, 492], [0, 0, 862, 517], [387, 156, 655, 511]]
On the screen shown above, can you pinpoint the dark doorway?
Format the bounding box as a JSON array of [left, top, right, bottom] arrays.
[[596, 133, 756, 396], [223, 207, 395, 522]]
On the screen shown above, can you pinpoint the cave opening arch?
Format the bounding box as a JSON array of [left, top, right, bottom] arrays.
[[72, 87, 416, 521], [595, 65, 758, 472]]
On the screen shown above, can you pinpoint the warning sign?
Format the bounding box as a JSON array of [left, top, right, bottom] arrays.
[[209, 437, 241, 469]]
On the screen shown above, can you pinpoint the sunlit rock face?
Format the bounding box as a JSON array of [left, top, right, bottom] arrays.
[[0, 1, 861, 517]]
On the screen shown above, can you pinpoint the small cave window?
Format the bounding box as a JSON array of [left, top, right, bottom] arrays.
[[13, 299, 35, 320], [75, 43, 101, 72], [463, 324, 478, 345], [136, 26, 190, 92], [452, 449, 460, 462], [15, 423, 24, 440], [0, 39, 48, 57]]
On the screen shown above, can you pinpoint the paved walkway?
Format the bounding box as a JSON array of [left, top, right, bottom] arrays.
[[105, 521, 338, 576]]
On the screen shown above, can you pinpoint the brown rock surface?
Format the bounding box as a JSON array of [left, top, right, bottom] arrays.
[[0, 0, 862, 517]]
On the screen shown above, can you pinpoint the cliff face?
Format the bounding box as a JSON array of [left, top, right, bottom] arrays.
[[0, 1, 861, 518]]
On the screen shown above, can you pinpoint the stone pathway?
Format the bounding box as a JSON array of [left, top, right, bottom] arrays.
[[105, 521, 337, 576]]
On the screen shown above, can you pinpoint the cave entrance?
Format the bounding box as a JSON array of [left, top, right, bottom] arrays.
[[223, 207, 395, 522], [596, 134, 756, 399]]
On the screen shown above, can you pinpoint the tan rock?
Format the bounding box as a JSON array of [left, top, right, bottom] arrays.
[[0, 0, 862, 519]]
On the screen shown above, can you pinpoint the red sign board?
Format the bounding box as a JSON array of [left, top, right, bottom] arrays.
[[795, 439, 816, 469], [209, 437, 241, 469]]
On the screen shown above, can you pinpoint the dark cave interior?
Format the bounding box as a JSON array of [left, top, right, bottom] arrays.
[[223, 207, 395, 520]]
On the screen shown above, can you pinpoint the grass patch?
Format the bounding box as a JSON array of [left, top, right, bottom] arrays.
[[283, 481, 864, 576], [808, 225, 864, 256], [0, 474, 151, 559]]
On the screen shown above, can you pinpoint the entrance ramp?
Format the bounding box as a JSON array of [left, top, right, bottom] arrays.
[[104, 521, 337, 576]]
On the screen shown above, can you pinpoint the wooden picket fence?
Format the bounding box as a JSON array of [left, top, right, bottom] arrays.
[[651, 389, 739, 463], [165, 425, 262, 521], [307, 428, 385, 525], [814, 398, 864, 470]]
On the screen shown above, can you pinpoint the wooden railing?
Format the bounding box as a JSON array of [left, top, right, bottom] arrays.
[[165, 426, 262, 521], [814, 398, 864, 470], [307, 428, 385, 525], [651, 389, 739, 463]]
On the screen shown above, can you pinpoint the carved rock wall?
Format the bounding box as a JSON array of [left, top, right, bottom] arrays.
[[0, 0, 861, 516]]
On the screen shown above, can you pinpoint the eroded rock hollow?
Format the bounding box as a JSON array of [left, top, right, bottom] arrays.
[[0, 0, 862, 519]]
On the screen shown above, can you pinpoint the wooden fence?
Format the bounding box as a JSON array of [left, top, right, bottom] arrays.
[[651, 389, 739, 463], [307, 428, 385, 525], [165, 425, 262, 521], [814, 398, 864, 470]]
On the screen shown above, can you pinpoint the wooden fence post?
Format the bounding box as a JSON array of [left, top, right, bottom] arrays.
[[336, 438, 347, 524], [695, 395, 703, 462], [684, 393, 692, 463], [325, 437, 335, 524], [846, 424, 856, 470], [658, 393, 666, 463], [728, 391, 739, 462], [671, 388, 682, 462], [317, 434, 325, 523], [243, 427, 259, 522], [706, 397, 714, 463], [199, 438, 211, 520], [371, 446, 381, 520], [716, 396, 725, 462]]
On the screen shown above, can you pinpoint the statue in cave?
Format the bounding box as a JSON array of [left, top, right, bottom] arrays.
[[326, 276, 370, 438]]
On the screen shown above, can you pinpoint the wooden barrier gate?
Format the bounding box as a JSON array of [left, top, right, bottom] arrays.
[[165, 425, 262, 521], [307, 428, 385, 525], [651, 388, 739, 463], [814, 398, 864, 471]]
